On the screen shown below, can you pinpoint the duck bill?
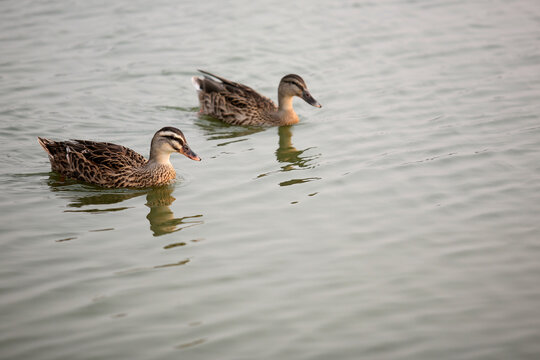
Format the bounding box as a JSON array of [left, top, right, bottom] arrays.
[[301, 90, 322, 108], [181, 146, 201, 161]]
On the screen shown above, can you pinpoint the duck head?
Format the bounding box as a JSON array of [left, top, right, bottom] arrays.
[[278, 74, 322, 108], [150, 127, 201, 163]]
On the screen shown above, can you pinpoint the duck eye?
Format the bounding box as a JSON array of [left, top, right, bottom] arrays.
[[286, 81, 302, 89]]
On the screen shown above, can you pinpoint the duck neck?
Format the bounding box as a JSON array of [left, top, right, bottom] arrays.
[[147, 150, 173, 168], [277, 95, 299, 125]]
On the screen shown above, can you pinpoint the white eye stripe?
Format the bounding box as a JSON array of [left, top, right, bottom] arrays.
[[159, 131, 181, 138]]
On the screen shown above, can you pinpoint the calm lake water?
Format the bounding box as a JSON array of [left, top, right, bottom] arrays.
[[1, 0, 540, 359]]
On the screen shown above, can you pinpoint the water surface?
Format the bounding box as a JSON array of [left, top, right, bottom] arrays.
[[1, 0, 540, 359]]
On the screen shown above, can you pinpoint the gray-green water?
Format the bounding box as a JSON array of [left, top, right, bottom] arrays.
[[2, 0, 540, 359]]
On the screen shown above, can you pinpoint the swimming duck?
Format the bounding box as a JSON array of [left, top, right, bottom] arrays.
[[192, 70, 321, 126], [38, 127, 201, 188]]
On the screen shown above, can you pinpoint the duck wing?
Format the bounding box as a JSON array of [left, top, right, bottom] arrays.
[[197, 70, 276, 110], [69, 140, 147, 170]]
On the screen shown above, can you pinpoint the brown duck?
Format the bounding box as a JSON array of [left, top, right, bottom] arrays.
[[192, 70, 322, 126], [38, 127, 201, 188]]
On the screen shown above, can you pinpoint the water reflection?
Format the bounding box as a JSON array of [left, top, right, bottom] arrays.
[[194, 117, 322, 186], [195, 115, 265, 146], [260, 126, 321, 185], [276, 126, 315, 168], [46, 174, 203, 236], [162, 106, 265, 145], [145, 186, 203, 236]]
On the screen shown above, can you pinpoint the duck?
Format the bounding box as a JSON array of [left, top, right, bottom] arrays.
[[38, 127, 201, 188], [191, 70, 321, 126]]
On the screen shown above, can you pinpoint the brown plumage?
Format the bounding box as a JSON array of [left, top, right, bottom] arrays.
[[192, 70, 321, 126], [38, 127, 201, 188]]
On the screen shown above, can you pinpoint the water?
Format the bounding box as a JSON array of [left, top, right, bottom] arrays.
[[1, 0, 540, 359]]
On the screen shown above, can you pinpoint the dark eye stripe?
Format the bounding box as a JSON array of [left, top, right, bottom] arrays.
[[286, 80, 303, 89], [164, 135, 184, 145]]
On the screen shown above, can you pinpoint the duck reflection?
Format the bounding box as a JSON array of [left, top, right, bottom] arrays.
[[46, 175, 202, 236], [145, 186, 203, 236], [275, 126, 318, 169], [259, 126, 321, 186]]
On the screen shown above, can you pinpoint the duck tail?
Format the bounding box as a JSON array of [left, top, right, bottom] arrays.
[[191, 76, 202, 92], [37, 137, 53, 154]]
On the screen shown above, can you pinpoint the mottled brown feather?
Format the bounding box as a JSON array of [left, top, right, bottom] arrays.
[[194, 70, 280, 126]]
